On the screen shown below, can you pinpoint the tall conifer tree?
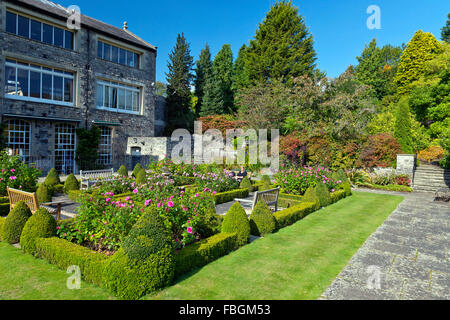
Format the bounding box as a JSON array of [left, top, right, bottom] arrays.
[[194, 44, 212, 116]]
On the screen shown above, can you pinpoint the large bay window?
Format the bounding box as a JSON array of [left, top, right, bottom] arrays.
[[5, 59, 74, 106], [96, 80, 141, 114]]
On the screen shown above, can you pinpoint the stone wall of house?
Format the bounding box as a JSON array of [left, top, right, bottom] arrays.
[[0, 1, 157, 174]]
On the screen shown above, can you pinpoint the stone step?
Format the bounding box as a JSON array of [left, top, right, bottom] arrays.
[[413, 177, 450, 183], [415, 168, 450, 174], [413, 185, 450, 193]]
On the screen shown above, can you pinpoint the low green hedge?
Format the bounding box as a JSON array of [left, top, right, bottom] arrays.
[[0, 197, 10, 204], [67, 190, 84, 202], [34, 237, 110, 286], [214, 188, 249, 205], [174, 232, 238, 277], [0, 203, 10, 217], [0, 217, 5, 241], [278, 198, 303, 208], [54, 184, 65, 194], [274, 202, 317, 229], [356, 183, 413, 192], [330, 190, 347, 203]]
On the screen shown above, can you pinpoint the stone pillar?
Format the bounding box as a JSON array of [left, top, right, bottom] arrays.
[[396, 154, 415, 176]]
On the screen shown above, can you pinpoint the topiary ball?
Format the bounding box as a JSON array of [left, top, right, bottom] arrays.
[[20, 208, 56, 255], [221, 202, 250, 247], [132, 163, 143, 178], [303, 186, 320, 211], [239, 177, 253, 192], [118, 165, 128, 177], [64, 173, 80, 194], [249, 200, 276, 236], [44, 168, 61, 186], [261, 175, 271, 185], [315, 182, 331, 207], [135, 168, 147, 185], [122, 209, 172, 260], [36, 184, 52, 203], [1, 201, 32, 244]]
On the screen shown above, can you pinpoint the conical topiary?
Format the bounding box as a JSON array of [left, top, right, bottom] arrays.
[[261, 175, 271, 185], [303, 186, 320, 210], [44, 168, 61, 187], [135, 168, 147, 185], [20, 208, 56, 255], [221, 202, 250, 247], [64, 173, 79, 194], [132, 163, 143, 178], [239, 177, 253, 192], [314, 182, 331, 207], [118, 165, 128, 177], [1, 201, 32, 244], [249, 200, 276, 236], [36, 184, 52, 203]]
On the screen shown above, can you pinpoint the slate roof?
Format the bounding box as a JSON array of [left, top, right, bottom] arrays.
[[8, 0, 157, 51]]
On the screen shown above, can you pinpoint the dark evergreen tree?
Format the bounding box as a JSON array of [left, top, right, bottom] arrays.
[[200, 70, 223, 116], [245, 0, 317, 84], [212, 44, 234, 113], [394, 98, 414, 154], [232, 44, 250, 95], [194, 44, 213, 116], [165, 33, 194, 132], [442, 13, 450, 43]]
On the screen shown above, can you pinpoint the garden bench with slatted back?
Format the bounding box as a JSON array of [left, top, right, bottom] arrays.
[[80, 168, 115, 190], [7, 187, 65, 220], [234, 186, 281, 213]]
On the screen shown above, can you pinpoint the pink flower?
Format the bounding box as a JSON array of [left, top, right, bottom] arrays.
[[106, 198, 111, 202], [145, 199, 152, 206], [133, 188, 138, 194], [182, 206, 187, 211], [195, 193, 199, 197], [125, 196, 130, 201], [167, 201, 174, 208], [10, 169, 15, 173], [187, 227, 193, 234], [9, 176, 17, 180]]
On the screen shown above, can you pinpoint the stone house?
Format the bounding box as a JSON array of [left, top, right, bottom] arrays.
[[0, 0, 165, 174]]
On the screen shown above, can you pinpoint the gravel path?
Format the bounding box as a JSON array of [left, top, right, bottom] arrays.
[[321, 189, 449, 300]]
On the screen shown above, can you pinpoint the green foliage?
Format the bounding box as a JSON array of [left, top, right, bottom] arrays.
[[239, 177, 253, 192], [36, 184, 52, 203], [360, 133, 402, 168], [117, 165, 128, 177], [232, 44, 250, 95], [75, 126, 101, 171], [122, 209, 172, 260], [260, 175, 272, 185], [394, 98, 414, 154], [194, 43, 213, 115], [221, 202, 250, 247], [0, 217, 5, 241], [302, 187, 320, 210], [314, 182, 331, 207], [64, 174, 79, 194], [54, 184, 64, 193], [244, 0, 317, 84], [330, 190, 347, 203], [395, 30, 443, 95], [132, 163, 143, 178], [249, 201, 276, 236], [340, 181, 352, 197], [273, 201, 317, 229], [165, 33, 195, 132], [1, 201, 32, 244], [20, 208, 56, 255], [135, 168, 147, 185], [34, 237, 109, 286], [44, 168, 61, 188], [258, 182, 273, 191], [0, 152, 41, 197], [0, 203, 9, 217], [442, 13, 450, 43], [214, 188, 249, 205], [103, 247, 175, 300], [174, 232, 238, 277]]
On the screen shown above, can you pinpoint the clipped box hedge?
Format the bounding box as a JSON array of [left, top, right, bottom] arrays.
[[34, 237, 110, 286], [330, 189, 347, 203], [214, 188, 249, 205], [174, 232, 238, 277], [274, 202, 317, 229]]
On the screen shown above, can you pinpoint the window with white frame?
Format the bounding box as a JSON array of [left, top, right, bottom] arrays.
[[97, 40, 139, 68], [5, 119, 31, 163], [55, 123, 76, 175], [97, 127, 113, 166], [5, 59, 74, 106], [96, 80, 141, 114], [6, 10, 74, 50]]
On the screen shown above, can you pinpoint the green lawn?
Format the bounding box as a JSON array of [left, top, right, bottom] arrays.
[[0, 242, 114, 300], [149, 191, 403, 300]]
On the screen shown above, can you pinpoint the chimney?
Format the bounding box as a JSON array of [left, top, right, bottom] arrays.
[[123, 21, 128, 30]]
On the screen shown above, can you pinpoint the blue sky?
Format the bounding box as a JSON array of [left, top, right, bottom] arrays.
[[57, 0, 449, 82]]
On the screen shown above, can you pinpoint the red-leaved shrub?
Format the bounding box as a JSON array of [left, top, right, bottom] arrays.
[[360, 133, 402, 168]]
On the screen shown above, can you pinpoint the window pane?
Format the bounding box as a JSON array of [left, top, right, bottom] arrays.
[[31, 20, 41, 41], [5, 66, 16, 95], [17, 15, 30, 38], [111, 46, 119, 63], [132, 92, 139, 112], [119, 48, 126, 65], [111, 87, 118, 108], [6, 12, 17, 34], [43, 23, 53, 44], [42, 73, 52, 99], [118, 88, 125, 109], [133, 53, 139, 68], [64, 78, 73, 102], [97, 84, 104, 106], [53, 75, 63, 101], [97, 41, 103, 58], [54, 27, 64, 47], [17, 69, 29, 97], [64, 31, 73, 49], [30, 71, 41, 98], [125, 90, 132, 110], [105, 86, 111, 107], [104, 43, 111, 61], [126, 50, 134, 67]]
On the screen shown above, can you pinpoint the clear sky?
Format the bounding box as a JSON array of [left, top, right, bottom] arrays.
[[57, 0, 449, 82]]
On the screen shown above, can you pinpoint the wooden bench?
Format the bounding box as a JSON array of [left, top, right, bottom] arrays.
[[234, 187, 280, 212], [80, 168, 115, 190], [7, 187, 65, 220]]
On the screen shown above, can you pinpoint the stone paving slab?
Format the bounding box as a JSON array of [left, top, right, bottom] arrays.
[[321, 189, 450, 300]]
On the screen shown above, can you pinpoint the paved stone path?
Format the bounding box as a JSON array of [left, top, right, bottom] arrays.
[[321, 189, 449, 300]]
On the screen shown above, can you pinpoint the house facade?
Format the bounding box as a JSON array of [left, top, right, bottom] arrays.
[[0, 0, 160, 174]]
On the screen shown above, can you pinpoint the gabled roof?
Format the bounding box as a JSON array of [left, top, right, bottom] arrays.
[[8, 0, 157, 52]]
